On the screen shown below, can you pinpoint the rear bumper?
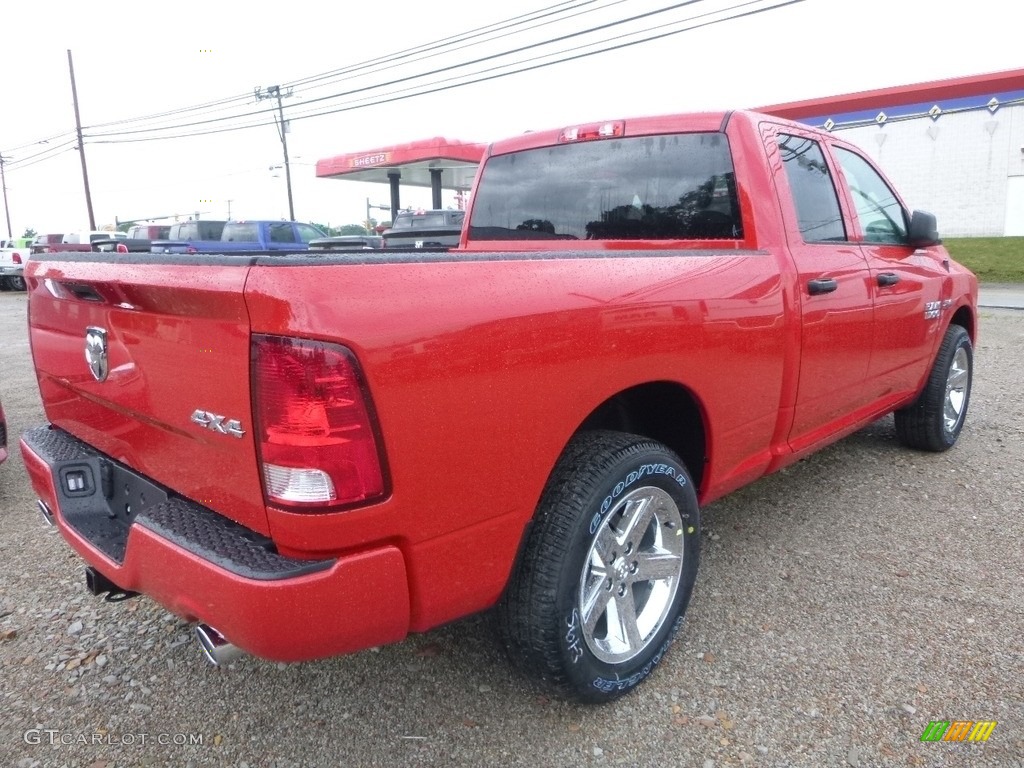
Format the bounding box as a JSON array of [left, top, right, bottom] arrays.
[[20, 425, 411, 662], [0, 264, 24, 277]]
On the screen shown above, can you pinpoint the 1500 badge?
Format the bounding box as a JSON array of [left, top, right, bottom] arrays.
[[190, 409, 245, 438], [924, 299, 953, 320]]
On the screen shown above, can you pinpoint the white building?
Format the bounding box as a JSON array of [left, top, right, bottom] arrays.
[[760, 69, 1024, 237]]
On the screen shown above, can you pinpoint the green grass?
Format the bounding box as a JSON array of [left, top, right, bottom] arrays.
[[943, 237, 1024, 284]]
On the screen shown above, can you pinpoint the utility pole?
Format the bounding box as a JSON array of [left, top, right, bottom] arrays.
[[227, 199, 233, 219], [255, 85, 295, 220], [0, 154, 12, 238], [365, 198, 390, 233], [68, 49, 96, 230]]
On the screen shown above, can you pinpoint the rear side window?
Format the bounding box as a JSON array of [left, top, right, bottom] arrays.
[[777, 134, 846, 242], [222, 223, 259, 242], [469, 133, 742, 241]]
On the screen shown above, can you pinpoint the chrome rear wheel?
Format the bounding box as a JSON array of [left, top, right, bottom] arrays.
[[499, 431, 700, 702], [579, 486, 685, 665]]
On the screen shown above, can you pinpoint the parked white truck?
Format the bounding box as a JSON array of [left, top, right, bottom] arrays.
[[0, 238, 30, 291]]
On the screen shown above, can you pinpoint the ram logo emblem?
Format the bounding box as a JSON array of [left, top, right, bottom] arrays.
[[84, 327, 109, 382], [190, 409, 246, 439]]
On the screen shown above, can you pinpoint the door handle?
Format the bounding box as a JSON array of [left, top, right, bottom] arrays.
[[807, 278, 838, 296], [877, 272, 900, 287]]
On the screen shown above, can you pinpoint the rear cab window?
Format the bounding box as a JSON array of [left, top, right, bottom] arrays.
[[467, 132, 743, 244]]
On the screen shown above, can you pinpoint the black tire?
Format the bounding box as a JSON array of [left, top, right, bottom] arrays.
[[895, 324, 973, 452], [499, 430, 700, 703], [6, 275, 26, 291]]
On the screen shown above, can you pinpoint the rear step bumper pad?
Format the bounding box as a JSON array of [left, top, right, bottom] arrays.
[[20, 424, 411, 661], [21, 424, 329, 579]]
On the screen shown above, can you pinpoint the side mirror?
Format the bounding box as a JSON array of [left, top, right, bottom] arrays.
[[908, 210, 941, 247]]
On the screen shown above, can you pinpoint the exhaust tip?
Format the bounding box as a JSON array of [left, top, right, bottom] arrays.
[[195, 624, 244, 667], [38, 500, 55, 527]]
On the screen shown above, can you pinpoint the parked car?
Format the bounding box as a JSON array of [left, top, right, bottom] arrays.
[[382, 209, 465, 249], [0, 238, 29, 290], [32, 231, 128, 255], [62, 231, 128, 246], [216, 220, 326, 251], [29, 234, 65, 255], [151, 220, 325, 254]]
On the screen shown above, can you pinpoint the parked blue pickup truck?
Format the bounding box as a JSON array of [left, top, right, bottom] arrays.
[[151, 220, 325, 253]]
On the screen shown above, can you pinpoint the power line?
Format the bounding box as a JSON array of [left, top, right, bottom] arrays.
[[4, 140, 80, 171], [84, 0, 714, 140], [285, 0, 599, 90], [284, 0, 629, 96], [284, 0, 770, 119], [292, 0, 806, 123], [77, 1, 601, 135], [4, 131, 78, 154], [85, 0, 802, 145]]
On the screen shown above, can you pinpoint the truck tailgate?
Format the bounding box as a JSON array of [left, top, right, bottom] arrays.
[[26, 255, 270, 535]]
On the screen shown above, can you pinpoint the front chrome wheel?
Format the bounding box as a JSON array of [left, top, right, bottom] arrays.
[[578, 486, 685, 664], [895, 324, 972, 452], [944, 346, 970, 435]]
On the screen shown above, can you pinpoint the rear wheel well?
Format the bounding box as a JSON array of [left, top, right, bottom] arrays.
[[577, 382, 707, 490]]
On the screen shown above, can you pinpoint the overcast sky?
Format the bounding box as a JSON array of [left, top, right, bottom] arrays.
[[1, 0, 1018, 235]]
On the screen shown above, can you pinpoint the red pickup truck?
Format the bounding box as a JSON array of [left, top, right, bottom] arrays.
[[20, 110, 976, 702], [31, 231, 129, 255]]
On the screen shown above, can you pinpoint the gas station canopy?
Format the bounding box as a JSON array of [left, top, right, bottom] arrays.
[[316, 137, 486, 220]]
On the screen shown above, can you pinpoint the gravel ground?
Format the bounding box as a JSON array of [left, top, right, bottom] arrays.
[[0, 289, 1021, 768]]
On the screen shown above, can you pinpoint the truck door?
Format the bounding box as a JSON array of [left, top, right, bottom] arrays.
[[830, 146, 946, 402], [770, 129, 875, 453]]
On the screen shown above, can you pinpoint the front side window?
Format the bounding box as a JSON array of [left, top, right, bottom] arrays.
[[296, 224, 323, 243], [777, 134, 846, 242], [834, 148, 907, 244], [469, 133, 742, 241]]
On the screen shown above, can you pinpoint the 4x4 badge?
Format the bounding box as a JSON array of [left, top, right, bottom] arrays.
[[190, 409, 246, 439], [84, 327, 109, 382]]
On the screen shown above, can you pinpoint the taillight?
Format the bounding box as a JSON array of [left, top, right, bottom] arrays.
[[12, 253, 22, 264], [116, 243, 128, 254], [252, 335, 386, 511], [186, 246, 198, 254]]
